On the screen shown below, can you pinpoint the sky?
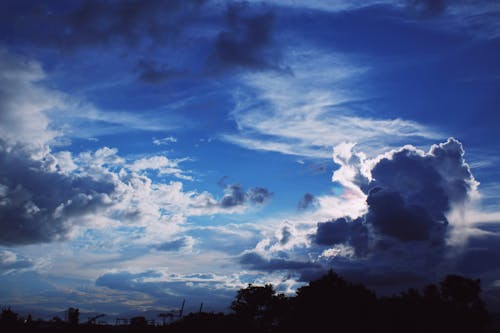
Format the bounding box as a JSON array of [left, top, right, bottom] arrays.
[[1, 0, 500, 318]]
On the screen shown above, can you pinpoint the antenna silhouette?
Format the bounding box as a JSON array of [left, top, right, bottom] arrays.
[[87, 314, 105, 325], [158, 299, 185, 325], [179, 299, 185, 318]]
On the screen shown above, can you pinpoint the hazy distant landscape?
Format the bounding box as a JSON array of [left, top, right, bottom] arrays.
[[1, 270, 496, 332]]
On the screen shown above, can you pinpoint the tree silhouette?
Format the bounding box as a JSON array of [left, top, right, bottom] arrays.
[[231, 283, 289, 332], [290, 269, 377, 332]]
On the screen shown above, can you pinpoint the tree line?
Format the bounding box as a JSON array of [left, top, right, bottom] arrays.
[[0, 270, 494, 333]]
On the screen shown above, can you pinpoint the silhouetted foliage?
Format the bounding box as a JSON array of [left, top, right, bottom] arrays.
[[0, 272, 493, 333], [231, 283, 290, 332], [67, 307, 79, 326]]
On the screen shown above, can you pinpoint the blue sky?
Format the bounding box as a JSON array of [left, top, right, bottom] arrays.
[[1, 0, 500, 317]]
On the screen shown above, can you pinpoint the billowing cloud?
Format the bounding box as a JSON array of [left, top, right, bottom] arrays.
[[314, 138, 477, 252], [366, 138, 477, 242], [0, 144, 115, 245], [236, 138, 484, 292], [0, 48, 275, 246]]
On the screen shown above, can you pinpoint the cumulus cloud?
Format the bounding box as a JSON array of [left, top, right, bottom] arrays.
[[0, 48, 274, 246], [0, 144, 115, 245], [305, 137, 480, 280], [239, 138, 483, 289]]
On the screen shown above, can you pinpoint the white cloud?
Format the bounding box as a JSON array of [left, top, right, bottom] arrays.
[[153, 136, 177, 146], [224, 50, 442, 158], [129, 155, 193, 181], [0, 48, 62, 155]]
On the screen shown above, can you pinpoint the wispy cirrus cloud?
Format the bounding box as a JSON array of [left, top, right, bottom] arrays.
[[223, 50, 442, 158]]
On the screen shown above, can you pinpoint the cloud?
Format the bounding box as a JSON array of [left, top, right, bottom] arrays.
[[0, 144, 115, 245], [0, 0, 206, 51], [128, 155, 192, 180], [312, 138, 477, 252], [247, 187, 273, 204], [298, 193, 318, 210], [95, 269, 238, 311], [237, 138, 486, 294], [156, 237, 194, 252], [0, 48, 62, 153], [153, 136, 177, 146], [0, 250, 34, 272], [238, 252, 322, 272], [210, 3, 284, 71], [224, 50, 441, 158], [314, 217, 369, 257], [219, 184, 273, 208]]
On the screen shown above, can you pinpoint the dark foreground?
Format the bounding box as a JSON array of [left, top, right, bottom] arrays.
[[1, 271, 496, 333]]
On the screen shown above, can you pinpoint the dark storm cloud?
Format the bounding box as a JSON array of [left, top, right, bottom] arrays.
[[239, 252, 321, 272], [219, 184, 272, 208], [314, 217, 370, 257], [156, 237, 190, 252], [366, 138, 474, 242], [0, 0, 205, 50], [0, 143, 115, 245], [312, 138, 476, 256], [366, 187, 445, 242], [297, 193, 317, 210], [210, 3, 284, 71]]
